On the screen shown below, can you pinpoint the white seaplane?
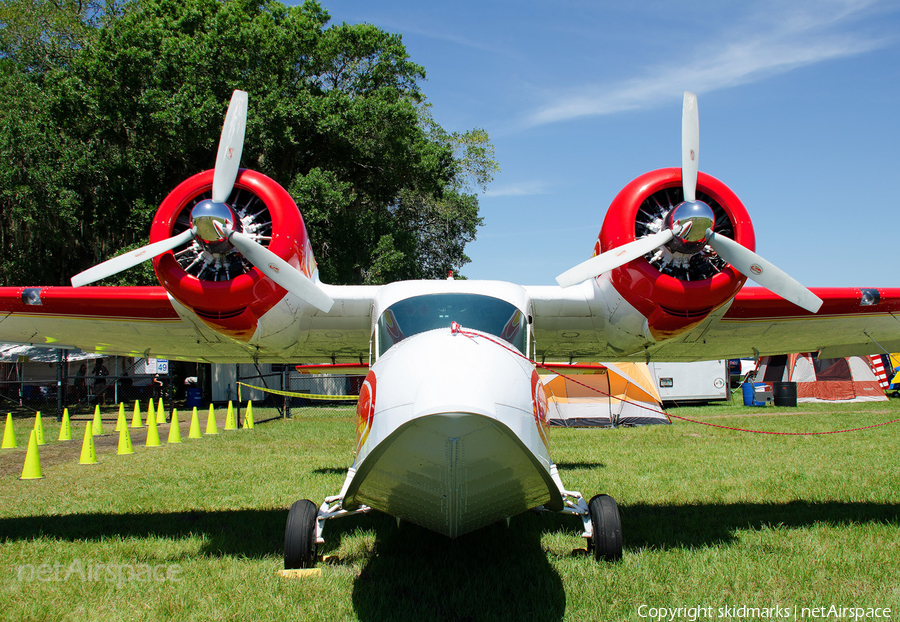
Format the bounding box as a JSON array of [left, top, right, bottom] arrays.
[[2, 91, 898, 567]]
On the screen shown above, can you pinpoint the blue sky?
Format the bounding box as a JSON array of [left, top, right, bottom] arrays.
[[309, 0, 900, 288]]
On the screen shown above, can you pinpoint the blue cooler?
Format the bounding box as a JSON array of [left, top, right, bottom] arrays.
[[742, 382, 770, 407]]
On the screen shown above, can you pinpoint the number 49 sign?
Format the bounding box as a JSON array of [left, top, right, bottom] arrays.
[[147, 358, 169, 374]]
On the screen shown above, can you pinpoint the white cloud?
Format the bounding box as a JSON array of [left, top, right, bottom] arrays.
[[521, 0, 892, 128], [482, 180, 549, 197]]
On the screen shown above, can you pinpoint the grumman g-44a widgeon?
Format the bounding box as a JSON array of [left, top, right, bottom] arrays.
[[2, 91, 899, 567]]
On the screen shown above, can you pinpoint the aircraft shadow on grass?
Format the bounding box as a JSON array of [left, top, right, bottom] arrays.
[[2, 500, 898, 621], [3, 499, 894, 553], [333, 512, 567, 622], [620, 500, 900, 550], [0, 509, 287, 559]]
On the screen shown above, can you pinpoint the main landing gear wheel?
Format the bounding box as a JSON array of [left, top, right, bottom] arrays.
[[284, 499, 318, 569], [588, 494, 623, 562]]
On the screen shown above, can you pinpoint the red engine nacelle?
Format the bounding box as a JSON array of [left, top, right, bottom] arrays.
[[597, 168, 755, 339], [150, 169, 316, 341]]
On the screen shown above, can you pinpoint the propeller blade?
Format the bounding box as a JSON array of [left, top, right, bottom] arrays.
[[218, 225, 334, 313], [556, 229, 675, 287], [682, 91, 699, 202], [705, 229, 822, 313], [71, 228, 196, 287], [211, 90, 248, 203]]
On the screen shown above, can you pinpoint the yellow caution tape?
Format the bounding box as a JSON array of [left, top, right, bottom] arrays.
[[237, 382, 359, 401]]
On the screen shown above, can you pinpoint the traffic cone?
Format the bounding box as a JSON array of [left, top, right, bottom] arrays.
[[224, 401, 237, 430], [79, 424, 97, 465], [243, 401, 255, 429], [2, 413, 17, 449], [147, 398, 156, 427], [130, 400, 142, 428], [188, 407, 201, 439], [145, 407, 161, 448], [115, 404, 127, 434], [205, 404, 218, 435], [91, 404, 104, 436], [167, 409, 182, 444], [20, 429, 43, 479], [117, 418, 134, 455], [58, 408, 73, 441], [34, 411, 45, 446], [157, 397, 165, 424]]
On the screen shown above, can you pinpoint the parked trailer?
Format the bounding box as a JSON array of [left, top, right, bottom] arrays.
[[648, 360, 729, 404]]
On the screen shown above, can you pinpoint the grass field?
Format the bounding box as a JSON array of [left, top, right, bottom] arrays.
[[1, 398, 899, 621]]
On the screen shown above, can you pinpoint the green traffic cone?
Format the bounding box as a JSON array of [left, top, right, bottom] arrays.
[[145, 406, 161, 448], [115, 403, 125, 432], [167, 409, 181, 444], [224, 401, 237, 430], [243, 401, 255, 429], [91, 404, 104, 436], [205, 404, 218, 435], [20, 429, 43, 479], [58, 408, 73, 441], [2, 413, 17, 449], [34, 411, 45, 446], [79, 424, 97, 465], [117, 419, 134, 455], [188, 407, 201, 439], [130, 400, 142, 428]]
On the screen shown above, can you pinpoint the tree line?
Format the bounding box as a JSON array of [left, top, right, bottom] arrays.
[[0, 0, 498, 286]]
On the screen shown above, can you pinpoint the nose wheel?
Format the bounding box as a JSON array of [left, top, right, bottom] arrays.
[[284, 499, 319, 569], [587, 494, 623, 561]]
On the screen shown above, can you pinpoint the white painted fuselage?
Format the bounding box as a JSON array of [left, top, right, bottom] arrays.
[[326, 280, 572, 537], [343, 326, 561, 537]]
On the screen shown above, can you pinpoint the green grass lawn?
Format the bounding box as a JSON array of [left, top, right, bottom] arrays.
[[1, 399, 899, 621]]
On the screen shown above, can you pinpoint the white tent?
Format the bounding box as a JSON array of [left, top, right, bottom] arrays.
[[541, 362, 669, 427], [755, 353, 887, 403], [0, 344, 102, 363]]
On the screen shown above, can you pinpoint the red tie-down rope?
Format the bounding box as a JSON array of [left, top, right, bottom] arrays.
[[448, 323, 900, 436]]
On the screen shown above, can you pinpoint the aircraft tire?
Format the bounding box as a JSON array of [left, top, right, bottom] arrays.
[[284, 499, 318, 569], [588, 494, 623, 562]]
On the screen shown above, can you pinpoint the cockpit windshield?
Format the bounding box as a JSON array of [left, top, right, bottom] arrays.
[[376, 293, 527, 357]]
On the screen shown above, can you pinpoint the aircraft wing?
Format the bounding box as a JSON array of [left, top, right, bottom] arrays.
[[528, 284, 900, 363], [5, 283, 898, 366], [0, 285, 376, 363], [664, 287, 900, 361]]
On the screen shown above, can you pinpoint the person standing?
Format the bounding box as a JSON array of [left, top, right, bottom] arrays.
[[92, 359, 109, 405]]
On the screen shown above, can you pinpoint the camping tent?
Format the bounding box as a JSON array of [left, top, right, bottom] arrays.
[[754, 353, 887, 403], [541, 362, 669, 427]]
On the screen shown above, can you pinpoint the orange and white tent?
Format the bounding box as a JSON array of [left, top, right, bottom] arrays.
[[754, 353, 887, 403], [541, 362, 668, 427]]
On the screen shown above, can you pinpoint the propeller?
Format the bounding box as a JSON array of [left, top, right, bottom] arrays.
[[555, 91, 823, 314], [555, 230, 674, 288], [705, 229, 822, 313], [681, 91, 699, 202], [70, 228, 196, 288], [212, 90, 247, 203], [214, 223, 334, 313], [70, 90, 334, 313]]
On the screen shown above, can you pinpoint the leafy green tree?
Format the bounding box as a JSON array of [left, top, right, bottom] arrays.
[[0, 0, 496, 287]]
